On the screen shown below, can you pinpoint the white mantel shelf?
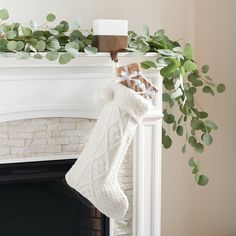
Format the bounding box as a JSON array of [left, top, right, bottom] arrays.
[[0, 53, 162, 236]]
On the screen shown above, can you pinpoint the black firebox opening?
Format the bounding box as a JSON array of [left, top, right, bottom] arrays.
[[0, 159, 109, 236]]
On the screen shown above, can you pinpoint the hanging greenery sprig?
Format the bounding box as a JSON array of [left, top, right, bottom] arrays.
[[127, 26, 225, 186], [0, 9, 226, 186]]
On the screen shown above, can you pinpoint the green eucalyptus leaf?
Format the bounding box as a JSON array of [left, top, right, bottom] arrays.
[[188, 73, 198, 82], [59, 53, 73, 64], [205, 80, 216, 87], [32, 30, 44, 38], [157, 49, 176, 57], [0, 9, 9, 20], [188, 157, 196, 167], [162, 93, 170, 102], [67, 48, 79, 58], [33, 53, 43, 59], [22, 27, 32, 36], [190, 117, 203, 130], [198, 111, 208, 119], [84, 46, 98, 54], [139, 44, 150, 52], [6, 30, 17, 39], [36, 40, 46, 52], [192, 166, 199, 174], [182, 144, 186, 153], [60, 20, 69, 32], [162, 135, 172, 149], [162, 127, 166, 136], [168, 98, 174, 107], [184, 60, 197, 72], [202, 86, 212, 93], [202, 64, 209, 73], [202, 133, 213, 145], [164, 113, 175, 124], [69, 30, 83, 41], [172, 121, 177, 131], [217, 83, 226, 93], [16, 41, 25, 51], [140, 60, 157, 69], [198, 175, 209, 186], [173, 47, 183, 53], [143, 25, 149, 38], [192, 80, 203, 87], [154, 29, 165, 37], [205, 75, 213, 81], [177, 115, 183, 125], [49, 29, 59, 36], [191, 129, 196, 135], [29, 20, 37, 31], [65, 41, 79, 51], [46, 51, 59, 61], [189, 87, 197, 94], [160, 58, 180, 78], [46, 13, 56, 22], [204, 120, 218, 130], [194, 143, 204, 153], [47, 39, 60, 51], [0, 39, 8, 51], [188, 136, 197, 147], [16, 51, 30, 59], [176, 125, 184, 136], [13, 23, 20, 30], [183, 82, 190, 91], [2, 24, 10, 33], [184, 43, 194, 60], [171, 88, 183, 100], [7, 41, 17, 51], [195, 173, 200, 183]]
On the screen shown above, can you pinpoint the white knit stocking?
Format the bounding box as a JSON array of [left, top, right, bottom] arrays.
[[65, 82, 152, 219]]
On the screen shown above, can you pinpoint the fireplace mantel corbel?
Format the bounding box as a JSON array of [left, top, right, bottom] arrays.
[[0, 53, 162, 236]]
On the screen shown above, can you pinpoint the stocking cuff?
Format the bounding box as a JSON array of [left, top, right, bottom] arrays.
[[111, 82, 153, 123]]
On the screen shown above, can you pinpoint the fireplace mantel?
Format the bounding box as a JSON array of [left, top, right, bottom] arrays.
[[0, 53, 162, 236]]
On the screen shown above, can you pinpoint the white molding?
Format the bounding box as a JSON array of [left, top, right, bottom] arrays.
[[133, 72, 162, 236], [0, 104, 102, 123]]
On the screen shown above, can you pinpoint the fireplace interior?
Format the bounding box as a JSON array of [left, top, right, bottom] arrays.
[[0, 159, 109, 236]]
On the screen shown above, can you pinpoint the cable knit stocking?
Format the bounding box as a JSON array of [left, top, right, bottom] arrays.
[[65, 82, 152, 219]]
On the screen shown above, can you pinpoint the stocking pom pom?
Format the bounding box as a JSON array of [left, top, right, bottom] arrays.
[[94, 87, 113, 104]]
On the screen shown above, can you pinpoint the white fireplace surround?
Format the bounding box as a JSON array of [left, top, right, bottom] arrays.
[[0, 53, 162, 236]]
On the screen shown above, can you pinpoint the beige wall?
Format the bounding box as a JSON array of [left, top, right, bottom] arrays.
[[1, 0, 235, 235], [0, 0, 161, 33], [162, 1, 236, 236]]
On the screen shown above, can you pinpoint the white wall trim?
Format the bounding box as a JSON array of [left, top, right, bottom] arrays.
[[132, 71, 162, 236]]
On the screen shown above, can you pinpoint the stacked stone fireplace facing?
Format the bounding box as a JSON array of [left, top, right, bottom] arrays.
[[0, 117, 133, 236]]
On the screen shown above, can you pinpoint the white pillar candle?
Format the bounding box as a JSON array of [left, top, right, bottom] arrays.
[[93, 19, 128, 36]]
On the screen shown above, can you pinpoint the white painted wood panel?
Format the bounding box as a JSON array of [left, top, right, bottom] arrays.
[[0, 53, 162, 236]]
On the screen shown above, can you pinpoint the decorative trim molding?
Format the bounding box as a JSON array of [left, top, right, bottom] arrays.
[[133, 72, 162, 236]]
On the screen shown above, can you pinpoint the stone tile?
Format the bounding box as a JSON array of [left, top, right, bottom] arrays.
[[9, 132, 34, 139], [0, 147, 10, 156], [8, 124, 47, 133], [62, 144, 80, 152], [2, 139, 25, 147], [47, 123, 76, 131]]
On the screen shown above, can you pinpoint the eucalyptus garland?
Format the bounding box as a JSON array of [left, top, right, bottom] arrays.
[[0, 9, 226, 185]]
